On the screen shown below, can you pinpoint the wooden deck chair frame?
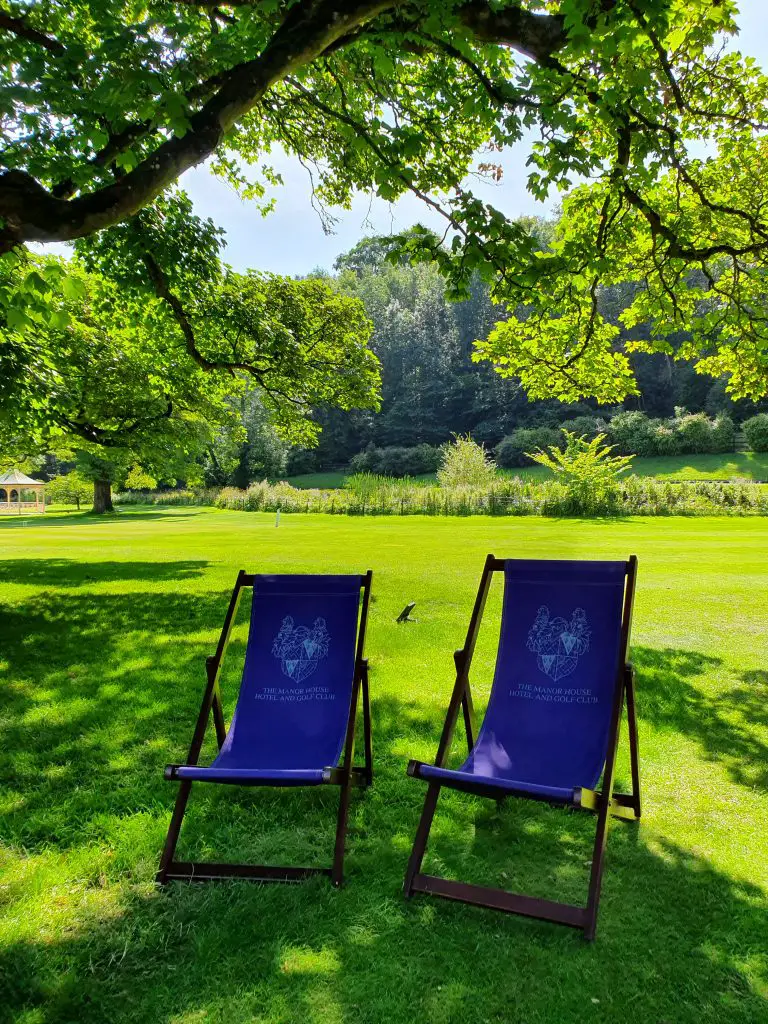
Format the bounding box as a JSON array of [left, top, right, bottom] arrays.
[[403, 554, 639, 940], [157, 569, 373, 888]]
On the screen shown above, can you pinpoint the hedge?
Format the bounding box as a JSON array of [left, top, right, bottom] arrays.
[[495, 427, 562, 467], [743, 414, 768, 452], [607, 411, 735, 456], [348, 444, 442, 477]]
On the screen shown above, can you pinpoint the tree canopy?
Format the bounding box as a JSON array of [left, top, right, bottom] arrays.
[[1, 1, 767, 401], [0, 250, 380, 506], [0, 258, 242, 507], [70, 189, 380, 428], [295, 229, 768, 472]]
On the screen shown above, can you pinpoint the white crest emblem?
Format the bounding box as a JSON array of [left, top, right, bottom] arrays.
[[271, 616, 330, 683], [526, 606, 590, 682]]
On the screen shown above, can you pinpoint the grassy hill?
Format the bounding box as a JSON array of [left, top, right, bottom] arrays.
[[286, 451, 768, 489]]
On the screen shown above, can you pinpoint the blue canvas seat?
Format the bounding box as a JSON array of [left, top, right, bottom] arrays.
[[404, 556, 640, 940], [158, 570, 373, 888]]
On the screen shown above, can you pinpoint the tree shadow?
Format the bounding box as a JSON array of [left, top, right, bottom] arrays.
[[107, 508, 210, 522], [0, 559, 209, 586], [0, 508, 208, 529], [633, 646, 768, 790], [0, 586, 245, 851], [1, 692, 765, 1023], [1, 581, 766, 1024]]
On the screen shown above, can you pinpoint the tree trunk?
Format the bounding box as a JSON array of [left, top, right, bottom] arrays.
[[92, 478, 114, 514]]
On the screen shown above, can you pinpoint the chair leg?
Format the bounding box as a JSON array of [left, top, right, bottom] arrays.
[[403, 782, 441, 897], [161, 775, 364, 888], [461, 691, 476, 753], [157, 780, 193, 884], [362, 666, 373, 786], [584, 795, 613, 941], [331, 772, 355, 888], [625, 675, 642, 818]]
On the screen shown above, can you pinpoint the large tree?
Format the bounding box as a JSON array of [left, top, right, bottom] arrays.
[[0, 262, 241, 510], [1, 1, 767, 401], [0, 256, 379, 508], [71, 188, 381, 420]]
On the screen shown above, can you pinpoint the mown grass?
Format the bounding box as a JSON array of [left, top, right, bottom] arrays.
[[619, 451, 768, 480], [1, 507, 766, 1024], [286, 451, 768, 489], [285, 471, 352, 489]]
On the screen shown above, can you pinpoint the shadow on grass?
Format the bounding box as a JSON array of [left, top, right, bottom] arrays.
[[108, 507, 210, 522], [0, 558, 209, 586], [0, 578, 766, 1023], [0, 585, 243, 850], [0, 508, 208, 529], [634, 647, 768, 790], [2, 703, 766, 1023], [2, 699, 767, 1024]]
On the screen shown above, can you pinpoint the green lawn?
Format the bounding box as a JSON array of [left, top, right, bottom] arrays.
[[620, 451, 768, 480], [286, 452, 768, 488], [285, 471, 352, 488], [1, 508, 767, 1024]]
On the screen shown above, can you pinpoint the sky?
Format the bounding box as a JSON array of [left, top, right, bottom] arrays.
[[181, 136, 546, 276], [42, 1, 768, 276]]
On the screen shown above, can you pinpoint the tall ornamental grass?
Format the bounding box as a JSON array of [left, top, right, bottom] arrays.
[[437, 435, 497, 488], [115, 475, 768, 517]]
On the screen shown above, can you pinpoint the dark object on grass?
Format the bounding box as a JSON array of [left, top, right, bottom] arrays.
[[396, 602, 417, 623], [158, 570, 373, 889], [403, 554, 640, 941]]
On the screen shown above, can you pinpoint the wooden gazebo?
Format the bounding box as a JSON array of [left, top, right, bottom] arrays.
[[0, 470, 46, 514]]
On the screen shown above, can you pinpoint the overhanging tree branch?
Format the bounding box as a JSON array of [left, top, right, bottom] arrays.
[[174, 0, 256, 6], [0, 0, 397, 250], [621, 181, 768, 262], [455, 0, 566, 63], [0, 0, 568, 251], [56, 400, 173, 447], [0, 10, 64, 54], [140, 250, 305, 408]]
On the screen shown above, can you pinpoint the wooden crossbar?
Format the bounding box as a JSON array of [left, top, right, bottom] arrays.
[[411, 874, 587, 928], [162, 862, 331, 883]]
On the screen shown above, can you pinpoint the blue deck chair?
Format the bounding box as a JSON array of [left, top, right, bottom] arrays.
[[404, 555, 639, 940], [157, 570, 373, 888]]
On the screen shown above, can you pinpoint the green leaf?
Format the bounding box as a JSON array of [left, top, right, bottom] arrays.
[[6, 307, 32, 330], [50, 309, 70, 330], [63, 275, 87, 302]]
